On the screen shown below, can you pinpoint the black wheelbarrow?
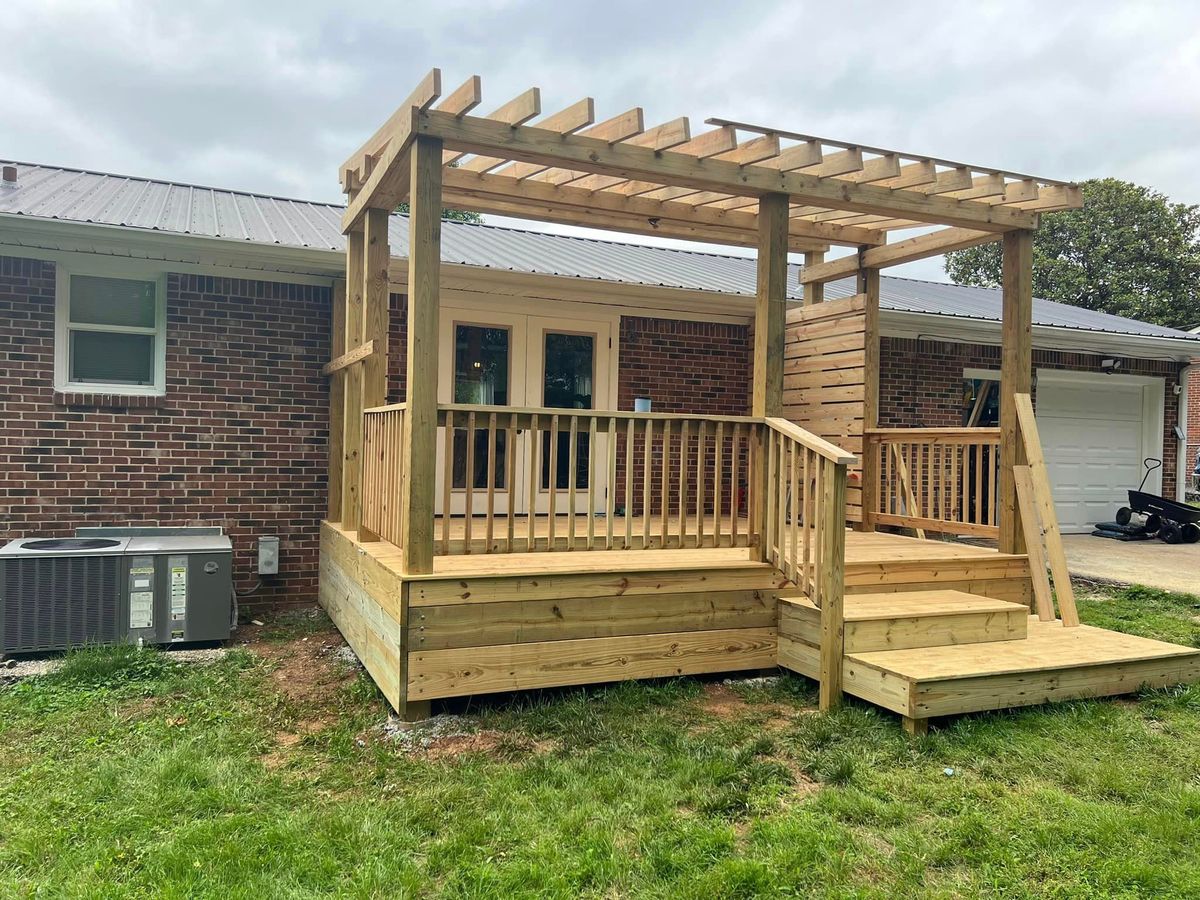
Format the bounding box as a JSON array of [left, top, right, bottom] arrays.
[[1115, 458, 1200, 544]]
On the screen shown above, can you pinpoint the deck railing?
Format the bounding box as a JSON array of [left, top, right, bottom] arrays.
[[864, 428, 1001, 537], [763, 417, 854, 608], [361, 403, 407, 545], [435, 404, 763, 554]]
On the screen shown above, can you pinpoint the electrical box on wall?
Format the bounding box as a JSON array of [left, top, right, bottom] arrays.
[[257, 536, 279, 575]]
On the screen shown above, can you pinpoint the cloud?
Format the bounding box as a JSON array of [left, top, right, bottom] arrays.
[[3, 0, 1197, 281]]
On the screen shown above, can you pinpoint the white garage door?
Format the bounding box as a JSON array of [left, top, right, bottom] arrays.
[[1036, 373, 1162, 533]]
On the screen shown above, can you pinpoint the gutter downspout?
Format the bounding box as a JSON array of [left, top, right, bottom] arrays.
[[1178, 361, 1195, 502]]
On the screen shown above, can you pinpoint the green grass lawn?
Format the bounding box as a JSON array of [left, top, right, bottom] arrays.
[[2, 585, 1200, 898]]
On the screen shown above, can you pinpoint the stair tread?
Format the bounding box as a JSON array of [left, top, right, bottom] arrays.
[[780, 589, 1027, 621]]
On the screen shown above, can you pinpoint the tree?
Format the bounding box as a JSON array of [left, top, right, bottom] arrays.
[[394, 200, 482, 225], [944, 178, 1200, 330]]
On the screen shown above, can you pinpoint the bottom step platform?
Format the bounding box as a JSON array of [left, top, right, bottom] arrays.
[[779, 618, 1200, 723]]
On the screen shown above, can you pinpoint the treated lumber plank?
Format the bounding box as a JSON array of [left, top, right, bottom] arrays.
[[412, 590, 776, 650], [408, 627, 778, 700], [327, 280, 346, 520], [341, 229, 366, 529], [800, 227, 1001, 283], [1014, 394, 1079, 626], [401, 135, 443, 574], [1014, 465, 1056, 621]]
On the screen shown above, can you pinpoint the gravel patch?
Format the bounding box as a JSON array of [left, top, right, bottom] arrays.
[[0, 646, 227, 683], [379, 714, 480, 751], [724, 675, 783, 689]]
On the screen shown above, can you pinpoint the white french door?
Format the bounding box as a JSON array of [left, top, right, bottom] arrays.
[[525, 316, 613, 515], [435, 309, 613, 516]]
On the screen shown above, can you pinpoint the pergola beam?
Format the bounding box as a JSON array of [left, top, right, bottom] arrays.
[[440, 167, 873, 248], [414, 109, 1043, 231], [799, 227, 1002, 284]]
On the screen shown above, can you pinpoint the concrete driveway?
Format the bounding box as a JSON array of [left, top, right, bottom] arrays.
[[1064, 533, 1200, 595]]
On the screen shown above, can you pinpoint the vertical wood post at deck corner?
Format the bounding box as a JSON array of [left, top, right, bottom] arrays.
[[401, 135, 444, 575], [341, 228, 367, 531], [818, 458, 848, 711], [357, 207, 391, 543], [998, 229, 1034, 555], [750, 193, 789, 559], [857, 265, 881, 532], [327, 279, 347, 521]]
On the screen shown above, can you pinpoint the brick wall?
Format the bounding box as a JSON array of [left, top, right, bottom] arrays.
[[879, 336, 1185, 497], [0, 254, 330, 608], [615, 317, 751, 512]]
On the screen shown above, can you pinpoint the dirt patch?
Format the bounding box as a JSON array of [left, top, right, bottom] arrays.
[[423, 731, 507, 761], [247, 628, 354, 711], [700, 683, 751, 719]]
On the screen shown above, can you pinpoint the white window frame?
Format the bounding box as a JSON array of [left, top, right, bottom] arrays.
[[54, 262, 167, 396]]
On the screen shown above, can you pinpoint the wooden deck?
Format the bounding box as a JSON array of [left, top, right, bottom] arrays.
[[318, 519, 1200, 728]]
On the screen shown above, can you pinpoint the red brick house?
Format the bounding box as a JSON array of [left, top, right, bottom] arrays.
[[3, 161, 1198, 606]]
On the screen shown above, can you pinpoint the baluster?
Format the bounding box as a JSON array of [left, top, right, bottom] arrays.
[[678, 420, 689, 548], [506, 412, 517, 552], [464, 411, 476, 554], [486, 412, 497, 553], [624, 417, 634, 549], [730, 424, 740, 545], [801, 447, 812, 594], [528, 414, 540, 551], [789, 439, 799, 584], [567, 415, 578, 551], [776, 431, 786, 568], [642, 419, 653, 549], [660, 420, 671, 548], [695, 420, 706, 546], [714, 422, 724, 547], [765, 424, 777, 564], [606, 416, 617, 550], [547, 414, 559, 551], [586, 415, 597, 550]]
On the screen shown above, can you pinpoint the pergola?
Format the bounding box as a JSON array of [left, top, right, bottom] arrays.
[[328, 67, 1082, 576]]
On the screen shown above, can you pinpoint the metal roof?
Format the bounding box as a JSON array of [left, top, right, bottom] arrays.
[[1, 160, 1197, 347]]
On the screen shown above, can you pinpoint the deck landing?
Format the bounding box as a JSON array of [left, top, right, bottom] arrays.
[[780, 617, 1200, 722]]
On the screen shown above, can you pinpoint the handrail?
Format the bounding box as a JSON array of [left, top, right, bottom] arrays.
[[438, 402, 760, 426], [765, 416, 857, 465], [365, 402, 407, 414], [762, 416, 850, 710]]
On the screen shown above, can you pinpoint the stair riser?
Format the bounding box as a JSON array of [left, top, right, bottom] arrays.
[[780, 605, 1028, 652]]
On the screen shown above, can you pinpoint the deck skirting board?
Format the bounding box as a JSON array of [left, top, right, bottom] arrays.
[[413, 591, 776, 651], [914, 656, 1200, 717], [318, 548, 403, 710], [409, 627, 779, 699]]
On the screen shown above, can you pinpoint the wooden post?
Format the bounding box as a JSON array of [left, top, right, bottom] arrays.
[[858, 265, 880, 531], [401, 135, 443, 574], [998, 230, 1033, 554], [356, 207, 391, 543], [752, 194, 789, 418], [818, 459, 848, 711], [327, 280, 346, 521], [362, 207, 391, 407], [751, 194, 789, 560], [802, 250, 825, 306], [341, 228, 366, 530]]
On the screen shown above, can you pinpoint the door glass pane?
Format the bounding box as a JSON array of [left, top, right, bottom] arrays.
[[541, 332, 594, 490], [70, 275, 157, 327], [452, 325, 509, 490], [69, 331, 155, 385]]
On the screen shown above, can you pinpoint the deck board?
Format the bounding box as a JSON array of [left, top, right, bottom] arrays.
[[852, 618, 1200, 681]]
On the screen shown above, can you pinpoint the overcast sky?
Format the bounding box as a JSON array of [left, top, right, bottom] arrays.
[[4, 0, 1198, 281]]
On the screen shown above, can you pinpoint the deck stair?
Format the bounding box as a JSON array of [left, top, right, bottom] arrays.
[[779, 590, 1029, 653]]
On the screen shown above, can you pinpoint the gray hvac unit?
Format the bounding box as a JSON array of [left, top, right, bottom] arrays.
[[0, 531, 234, 654]]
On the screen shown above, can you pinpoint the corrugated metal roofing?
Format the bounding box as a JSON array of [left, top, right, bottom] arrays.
[[2, 160, 1197, 345]]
